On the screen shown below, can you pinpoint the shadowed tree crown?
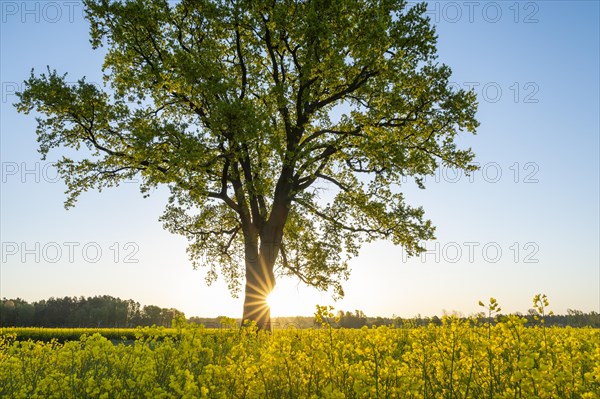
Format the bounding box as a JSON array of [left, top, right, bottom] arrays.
[[15, 0, 478, 329]]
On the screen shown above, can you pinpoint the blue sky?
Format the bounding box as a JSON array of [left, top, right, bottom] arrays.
[[1, 1, 598, 318]]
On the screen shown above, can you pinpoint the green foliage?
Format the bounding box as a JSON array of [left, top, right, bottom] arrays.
[[15, 0, 479, 305]]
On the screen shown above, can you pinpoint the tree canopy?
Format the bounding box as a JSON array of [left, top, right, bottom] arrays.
[[16, 0, 478, 328]]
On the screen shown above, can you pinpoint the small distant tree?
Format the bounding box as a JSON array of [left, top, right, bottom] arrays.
[[142, 305, 163, 326], [16, 0, 478, 329], [161, 308, 185, 327], [337, 309, 367, 328]]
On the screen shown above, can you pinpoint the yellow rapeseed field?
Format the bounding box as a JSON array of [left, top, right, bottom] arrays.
[[1, 307, 599, 399]]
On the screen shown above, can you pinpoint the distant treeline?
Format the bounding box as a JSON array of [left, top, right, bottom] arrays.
[[2, 296, 598, 328], [330, 309, 600, 329], [196, 308, 600, 329], [0, 296, 184, 328], [268, 309, 599, 330]]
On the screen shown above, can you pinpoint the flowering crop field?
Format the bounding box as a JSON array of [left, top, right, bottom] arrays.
[[1, 316, 599, 399], [0, 327, 147, 343]]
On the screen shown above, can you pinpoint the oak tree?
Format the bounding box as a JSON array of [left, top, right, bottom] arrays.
[[16, 0, 478, 329]]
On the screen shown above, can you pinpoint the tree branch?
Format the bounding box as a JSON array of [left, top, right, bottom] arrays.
[[299, 126, 364, 148], [278, 243, 312, 286], [206, 157, 242, 214], [294, 144, 337, 184], [294, 199, 384, 237], [307, 67, 378, 114], [234, 23, 247, 100], [239, 143, 265, 227]]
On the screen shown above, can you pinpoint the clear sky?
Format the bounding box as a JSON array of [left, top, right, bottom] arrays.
[[1, 1, 598, 318]]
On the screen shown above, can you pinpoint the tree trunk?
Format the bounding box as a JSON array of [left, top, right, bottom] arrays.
[[241, 183, 289, 330], [241, 240, 278, 330]]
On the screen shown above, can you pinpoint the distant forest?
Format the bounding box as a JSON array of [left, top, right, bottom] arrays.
[[0, 296, 183, 328], [1, 296, 599, 328]]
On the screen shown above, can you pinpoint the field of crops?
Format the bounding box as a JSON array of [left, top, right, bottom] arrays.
[[1, 313, 599, 399], [0, 327, 179, 343]]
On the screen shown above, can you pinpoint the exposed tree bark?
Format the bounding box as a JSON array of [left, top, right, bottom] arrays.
[[241, 195, 289, 330], [241, 244, 276, 330], [242, 239, 282, 330]]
